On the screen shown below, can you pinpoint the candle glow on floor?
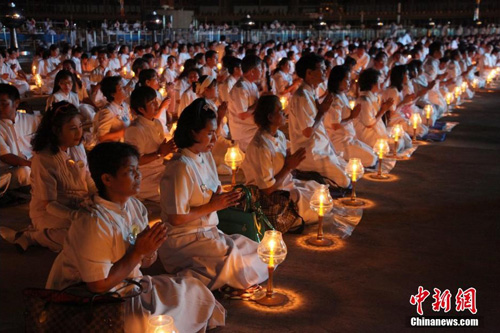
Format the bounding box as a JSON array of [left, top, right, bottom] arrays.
[[363, 173, 399, 182], [245, 288, 303, 312], [295, 233, 346, 252]]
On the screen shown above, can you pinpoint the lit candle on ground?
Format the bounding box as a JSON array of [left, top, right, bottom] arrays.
[[424, 105, 432, 126], [411, 113, 421, 141], [341, 158, 365, 206], [280, 96, 287, 110], [256, 231, 288, 306], [224, 145, 243, 187], [371, 139, 390, 179], [307, 185, 334, 246]]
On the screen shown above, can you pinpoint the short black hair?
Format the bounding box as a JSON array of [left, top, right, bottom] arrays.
[[0, 83, 20, 101], [222, 56, 241, 75], [328, 65, 350, 94], [254, 95, 279, 130], [100, 76, 122, 103], [132, 58, 148, 75], [295, 53, 324, 79], [174, 98, 217, 149], [429, 41, 443, 57], [88, 142, 140, 197], [205, 50, 217, 60], [138, 68, 157, 86], [358, 68, 380, 92], [241, 55, 262, 73], [130, 86, 157, 116]]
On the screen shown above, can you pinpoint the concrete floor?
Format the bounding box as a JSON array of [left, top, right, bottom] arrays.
[[1, 89, 499, 332]]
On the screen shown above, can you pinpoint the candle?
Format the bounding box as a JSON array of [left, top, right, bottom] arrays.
[[159, 87, 166, 97], [180, 65, 184, 73], [472, 78, 478, 89], [445, 92, 453, 105], [32, 65, 36, 75], [349, 100, 356, 110], [158, 67, 164, 75], [230, 150, 237, 170], [268, 239, 275, 267], [378, 142, 385, 159], [424, 105, 432, 120], [280, 96, 287, 109], [461, 82, 467, 94], [318, 193, 325, 216], [454, 86, 461, 99], [217, 63, 222, 71], [352, 163, 357, 181], [35, 74, 42, 88], [122, 67, 127, 76]]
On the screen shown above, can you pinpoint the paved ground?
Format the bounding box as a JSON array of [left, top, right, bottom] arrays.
[[1, 88, 499, 332]]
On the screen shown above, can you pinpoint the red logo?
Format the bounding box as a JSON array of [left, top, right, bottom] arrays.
[[410, 287, 477, 315]]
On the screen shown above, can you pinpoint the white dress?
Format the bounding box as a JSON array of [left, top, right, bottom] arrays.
[[242, 129, 322, 223], [383, 87, 429, 138], [324, 93, 377, 167], [28, 144, 94, 251], [227, 77, 260, 152], [93, 102, 131, 143], [0, 112, 40, 188], [45, 91, 96, 123], [289, 83, 350, 188], [46, 195, 225, 333], [158, 148, 268, 290], [124, 116, 166, 202]]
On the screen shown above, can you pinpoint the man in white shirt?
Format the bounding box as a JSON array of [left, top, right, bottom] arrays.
[[351, 44, 370, 76], [0, 84, 39, 189], [202, 50, 219, 77], [218, 56, 242, 103], [288, 54, 350, 188], [227, 55, 262, 152]]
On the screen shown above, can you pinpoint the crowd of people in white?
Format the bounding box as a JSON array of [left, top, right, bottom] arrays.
[[0, 31, 499, 331]]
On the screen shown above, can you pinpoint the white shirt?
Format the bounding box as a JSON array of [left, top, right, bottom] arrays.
[[0, 112, 39, 172], [227, 77, 259, 150], [218, 75, 237, 103], [46, 195, 148, 289], [353, 91, 388, 147], [46, 91, 80, 111], [273, 71, 293, 96], [289, 83, 337, 160], [178, 89, 197, 117], [324, 93, 356, 145], [29, 144, 93, 223], [161, 149, 221, 236], [242, 129, 294, 190], [94, 102, 131, 142]]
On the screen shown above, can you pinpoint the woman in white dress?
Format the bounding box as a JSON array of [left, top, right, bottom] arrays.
[[325, 65, 377, 167], [93, 76, 131, 143], [353, 68, 408, 152], [383, 65, 428, 138], [46, 142, 225, 333], [138, 68, 172, 132], [125, 86, 176, 202], [242, 95, 323, 224], [158, 98, 268, 293], [1, 102, 94, 252], [45, 70, 96, 124], [272, 58, 301, 97]]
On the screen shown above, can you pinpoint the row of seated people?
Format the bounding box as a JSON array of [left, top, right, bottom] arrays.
[[0, 35, 498, 331]]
